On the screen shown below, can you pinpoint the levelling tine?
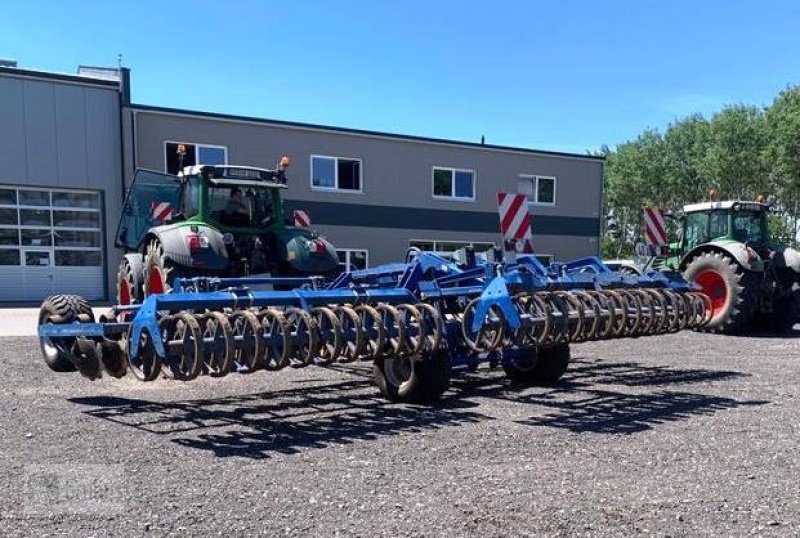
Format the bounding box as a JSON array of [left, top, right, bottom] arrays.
[[355, 304, 386, 360], [555, 291, 584, 342], [230, 309, 263, 373], [526, 293, 552, 346], [416, 302, 443, 352], [258, 308, 291, 370], [284, 307, 320, 367], [200, 310, 234, 377], [602, 290, 629, 338], [619, 290, 643, 337], [574, 290, 601, 341], [334, 304, 363, 362], [460, 297, 505, 353], [585, 290, 614, 340], [311, 306, 342, 365]]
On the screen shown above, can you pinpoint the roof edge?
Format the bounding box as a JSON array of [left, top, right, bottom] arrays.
[[0, 66, 119, 88], [130, 103, 605, 162]]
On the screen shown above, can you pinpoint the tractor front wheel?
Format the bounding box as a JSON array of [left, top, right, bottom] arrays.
[[683, 251, 755, 333]]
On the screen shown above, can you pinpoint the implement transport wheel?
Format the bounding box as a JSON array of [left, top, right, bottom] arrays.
[[683, 251, 755, 333], [765, 290, 800, 333], [373, 349, 451, 403], [504, 343, 571, 386], [38, 294, 95, 372]]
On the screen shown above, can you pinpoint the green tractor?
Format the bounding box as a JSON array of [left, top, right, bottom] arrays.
[[655, 200, 800, 333], [114, 159, 339, 305]]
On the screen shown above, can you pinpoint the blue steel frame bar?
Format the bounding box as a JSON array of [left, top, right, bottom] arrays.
[[37, 251, 700, 366]]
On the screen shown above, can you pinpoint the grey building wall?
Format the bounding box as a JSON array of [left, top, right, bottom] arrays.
[[0, 69, 122, 299], [130, 108, 603, 264]]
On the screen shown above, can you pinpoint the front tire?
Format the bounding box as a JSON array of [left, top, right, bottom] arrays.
[[373, 350, 451, 403], [682, 251, 755, 334], [38, 295, 94, 372]]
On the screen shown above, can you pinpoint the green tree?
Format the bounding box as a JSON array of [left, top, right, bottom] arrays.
[[702, 105, 769, 200], [766, 86, 800, 246]]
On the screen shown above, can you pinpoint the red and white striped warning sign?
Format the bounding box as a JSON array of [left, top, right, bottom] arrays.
[[293, 209, 310, 228], [150, 201, 173, 222], [643, 206, 668, 246], [497, 192, 534, 253]]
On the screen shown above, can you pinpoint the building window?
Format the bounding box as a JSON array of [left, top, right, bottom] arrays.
[[311, 155, 362, 192], [165, 142, 228, 175], [518, 175, 557, 205], [336, 249, 369, 272], [432, 167, 475, 201], [409, 240, 494, 253], [0, 186, 103, 267]]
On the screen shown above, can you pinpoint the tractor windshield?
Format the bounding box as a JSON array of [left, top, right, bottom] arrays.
[[732, 210, 767, 245], [208, 185, 275, 228]]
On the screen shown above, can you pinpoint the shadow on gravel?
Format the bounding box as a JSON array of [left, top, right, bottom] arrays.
[[447, 357, 765, 435], [68, 378, 488, 459], [68, 357, 763, 455], [558, 357, 748, 387], [512, 388, 767, 434]]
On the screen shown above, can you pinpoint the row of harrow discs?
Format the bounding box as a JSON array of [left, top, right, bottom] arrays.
[[464, 287, 712, 353], [68, 285, 709, 383]]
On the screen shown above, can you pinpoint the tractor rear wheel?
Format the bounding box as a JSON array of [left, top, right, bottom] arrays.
[[683, 251, 755, 333], [143, 239, 175, 296], [504, 343, 571, 385], [38, 294, 95, 372], [117, 254, 144, 306], [373, 350, 451, 403]]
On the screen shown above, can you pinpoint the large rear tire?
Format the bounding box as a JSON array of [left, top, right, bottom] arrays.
[[143, 239, 175, 296], [373, 350, 451, 403], [38, 295, 94, 372], [683, 251, 755, 334], [117, 254, 144, 306]]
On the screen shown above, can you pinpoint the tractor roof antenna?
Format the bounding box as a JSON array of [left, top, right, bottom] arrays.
[[117, 54, 123, 70]]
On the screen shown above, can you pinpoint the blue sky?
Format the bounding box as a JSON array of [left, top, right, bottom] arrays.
[[3, 1, 799, 154]]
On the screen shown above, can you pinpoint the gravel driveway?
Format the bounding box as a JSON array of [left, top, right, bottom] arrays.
[[0, 330, 798, 536]]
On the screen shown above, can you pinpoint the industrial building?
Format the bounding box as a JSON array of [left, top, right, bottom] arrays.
[[0, 63, 604, 302]]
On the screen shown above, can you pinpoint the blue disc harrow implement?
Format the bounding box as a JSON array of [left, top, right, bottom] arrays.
[[36, 251, 711, 403]]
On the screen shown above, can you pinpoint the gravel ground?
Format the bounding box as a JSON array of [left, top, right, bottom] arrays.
[[0, 330, 798, 537]]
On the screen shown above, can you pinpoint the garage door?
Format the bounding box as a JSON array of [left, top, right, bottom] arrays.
[[0, 186, 104, 302]]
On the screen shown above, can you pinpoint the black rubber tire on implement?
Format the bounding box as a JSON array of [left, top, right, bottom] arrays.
[[373, 350, 451, 403], [766, 290, 800, 333], [682, 251, 756, 334], [38, 294, 95, 372], [503, 343, 571, 386]]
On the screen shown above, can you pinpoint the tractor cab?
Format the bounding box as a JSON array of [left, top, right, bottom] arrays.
[[114, 158, 339, 303], [177, 164, 289, 233], [679, 201, 769, 253]]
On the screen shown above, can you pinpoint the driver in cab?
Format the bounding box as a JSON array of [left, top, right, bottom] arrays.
[[222, 187, 251, 226]]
